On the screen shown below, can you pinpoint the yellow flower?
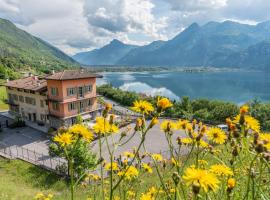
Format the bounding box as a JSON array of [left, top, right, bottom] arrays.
[[131, 100, 154, 114], [157, 97, 173, 110], [198, 139, 209, 148], [227, 178, 236, 189], [88, 173, 101, 181], [181, 138, 193, 145], [118, 166, 139, 180], [140, 193, 153, 200], [210, 164, 234, 176], [240, 105, 249, 115], [206, 127, 227, 144], [105, 103, 112, 111], [54, 132, 74, 146], [160, 120, 176, 133], [69, 124, 93, 141], [233, 115, 260, 132], [152, 153, 163, 162], [142, 163, 153, 174], [170, 188, 176, 193], [123, 151, 135, 158], [171, 157, 180, 167], [259, 133, 270, 149], [105, 162, 119, 171], [35, 192, 44, 199], [47, 194, 53, 199], [93, 117, 119, 135], [177, 119, 189, 130], [148, 187, 157, 196], [198, 160, 208, 166], [127, 190, 136, 197], [149, 117, 159, 128], [183, 166, 219, 192]]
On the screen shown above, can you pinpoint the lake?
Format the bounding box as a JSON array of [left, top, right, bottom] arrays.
[[97, 71, 270, 104]]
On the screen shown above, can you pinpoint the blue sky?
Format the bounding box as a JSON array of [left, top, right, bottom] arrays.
[[0, 0, 269, 55]]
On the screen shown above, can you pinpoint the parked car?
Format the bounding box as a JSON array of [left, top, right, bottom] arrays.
[[217, 124, 228, 132]]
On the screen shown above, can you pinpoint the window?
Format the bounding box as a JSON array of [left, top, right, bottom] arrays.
[[78, 87, 83, 98], [30, 91, 35, 94], [52, 102, 59, 111], [87, 99, 93, 107], [68, 102, 76, 111], [19, 95, 24, 102], [85, 85, 92, 93], [25, 97, 36, 105], [51, 87, 58, 96], [67, 88, 75, 96], [40, 100, 44, 108], [12, 94, 18, 101]]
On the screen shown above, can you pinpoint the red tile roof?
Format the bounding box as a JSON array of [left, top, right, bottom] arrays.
[[5, 76, 47, 91], [45, 69, 102, 80]]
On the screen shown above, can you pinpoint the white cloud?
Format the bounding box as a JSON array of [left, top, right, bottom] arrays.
[[0, 0, 270, 55]]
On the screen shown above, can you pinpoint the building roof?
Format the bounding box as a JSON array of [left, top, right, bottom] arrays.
[[5, 76, 47, 92], [45, 69, 103, 80]]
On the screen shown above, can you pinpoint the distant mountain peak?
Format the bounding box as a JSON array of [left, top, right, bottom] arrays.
[[110, 39, 124, 45]]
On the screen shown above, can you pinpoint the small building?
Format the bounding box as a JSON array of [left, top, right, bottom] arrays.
[[5, 70, 102, 129]]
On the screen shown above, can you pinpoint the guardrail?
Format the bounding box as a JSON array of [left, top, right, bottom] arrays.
[[0, 142, 67, 175]]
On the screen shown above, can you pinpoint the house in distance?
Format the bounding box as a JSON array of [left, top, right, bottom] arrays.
[[5, 69, 103, 128]]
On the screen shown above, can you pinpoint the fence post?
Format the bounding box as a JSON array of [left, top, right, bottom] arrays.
[[50, 158, 52, 169], [42, 153, 45, 166], [34, 150, 36, 163], [27, 148, 29, 161], [16, 145, 18, 157]]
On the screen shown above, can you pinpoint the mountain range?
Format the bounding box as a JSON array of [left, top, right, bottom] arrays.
[[73, 20, 270, 70], [0, 18, 78, 79]]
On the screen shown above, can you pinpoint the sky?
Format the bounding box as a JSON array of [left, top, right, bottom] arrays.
[[0, 0, 270, 55]]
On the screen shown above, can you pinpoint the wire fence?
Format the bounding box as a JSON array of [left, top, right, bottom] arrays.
[[0, 142, 67, 176]]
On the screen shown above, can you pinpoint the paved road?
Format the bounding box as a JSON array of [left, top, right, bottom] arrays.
[[102, 97, 141, 117], [91, 119, 188, 162]]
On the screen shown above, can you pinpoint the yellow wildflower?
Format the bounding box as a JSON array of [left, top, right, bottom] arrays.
[[118, 166, 139, 180], [160, 120, 176, 133], [152, 153, 163, 162], [35, 192, 44, 199], [206, 127, 227, 144], [198, 160, 208, 166], [127, 190, 136, 197], [93, 117, 119, 135], [123, 151, 135, 158], [140, 193, 153, 200], [227, 178, 236, 189], [149, 117, 159, 128], [210, 164, 234, 176], [233, 115, 260, 132], [177, 119, 189, 130], [105, 162, 119, 171], [240, 105, 249, 115], [181, 138, 193, 145], [69, 124, 93, 141], [131, 100, 154, 114], [198, 139, 209, 148], [142, 163, 153, 174], [157, 97, 173, 110], [171, 157, 180, 167], [105, 103, 112, 111], [54, 132, 74, 146], [183, 166, 219, 192]]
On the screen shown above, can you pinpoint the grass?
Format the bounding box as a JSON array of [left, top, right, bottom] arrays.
[[0, 157, 93, 200], [0, 79, 8, 111]]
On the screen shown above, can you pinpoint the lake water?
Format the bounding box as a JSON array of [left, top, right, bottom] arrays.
[[97, 71, 270, 104]]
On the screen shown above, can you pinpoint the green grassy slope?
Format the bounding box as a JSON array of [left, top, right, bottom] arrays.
[[0, 18, 79, 79]]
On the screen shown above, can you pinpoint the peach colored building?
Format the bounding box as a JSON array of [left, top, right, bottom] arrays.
[[5, 70, 102, 128]]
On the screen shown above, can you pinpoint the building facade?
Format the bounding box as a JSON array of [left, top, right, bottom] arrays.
[[5, 70, 102, 129]]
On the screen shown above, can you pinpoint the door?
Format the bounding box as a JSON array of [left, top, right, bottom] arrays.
[[78, 87, 83, 98], [28, 113, 32, 121], [33, 113, 36, 122]]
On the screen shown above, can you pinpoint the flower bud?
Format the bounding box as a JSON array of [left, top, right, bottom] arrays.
[[192, 182, 200, 195], [172, 172, 181, 185]]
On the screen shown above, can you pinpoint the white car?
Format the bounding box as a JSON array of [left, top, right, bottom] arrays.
[[217, 124, 228, 132]]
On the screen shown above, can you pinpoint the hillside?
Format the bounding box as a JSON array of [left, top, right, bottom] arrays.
[[73, 39, 138, 65], [74, 20, 270, 70], [0, 18, 79, 79]]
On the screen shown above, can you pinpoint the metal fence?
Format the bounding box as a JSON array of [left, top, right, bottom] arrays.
[[0, 142, 67, 175]]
